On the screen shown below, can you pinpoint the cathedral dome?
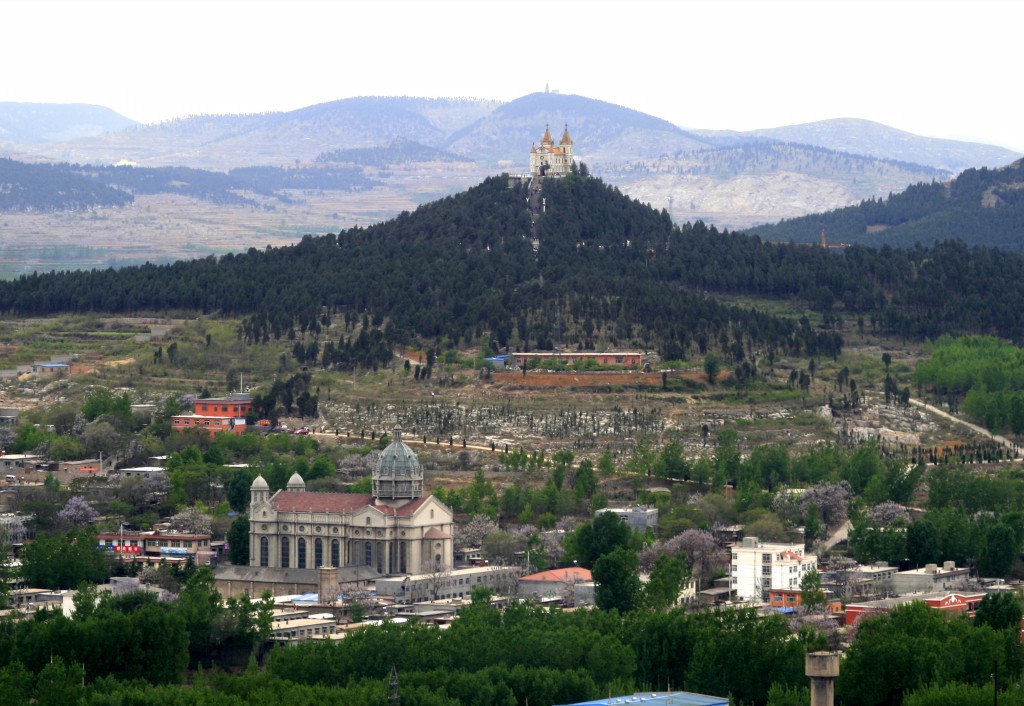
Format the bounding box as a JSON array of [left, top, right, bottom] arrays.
[[373, 426, 424, 499], [251, 474, 269, 490], [287, 473, 306, 491]]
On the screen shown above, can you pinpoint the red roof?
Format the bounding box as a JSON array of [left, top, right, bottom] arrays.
[[520, 566, 592, 583], [423, 527, 452, 539], [271, 492, 430, 517]]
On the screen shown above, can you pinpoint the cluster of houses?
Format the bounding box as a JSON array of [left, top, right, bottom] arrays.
[[719, 535, 1010, 629]]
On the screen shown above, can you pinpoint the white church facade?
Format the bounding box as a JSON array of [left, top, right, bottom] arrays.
[[247, 427, 454, 577]]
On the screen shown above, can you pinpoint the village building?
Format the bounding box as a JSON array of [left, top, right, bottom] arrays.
[[529, 125, 575, 177], [171, 393, 253, 438], [730, 536, 818, 602], [844, 591, 986, 626], [510, 351, 645, 369], [892, 561, 970, 593], [246, 427, 454, 578], [95, 529, 216, 565], [595, 505, 659, 532]]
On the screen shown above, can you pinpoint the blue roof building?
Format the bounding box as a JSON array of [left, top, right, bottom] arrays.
[[558, 692, 729, 706]]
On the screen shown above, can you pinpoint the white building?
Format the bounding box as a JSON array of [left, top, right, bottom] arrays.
[[730, 536, 817, 602], [595, 505, 658, 532], [376, 565, 521, 604]]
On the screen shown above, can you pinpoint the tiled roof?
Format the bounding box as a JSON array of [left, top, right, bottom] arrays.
[[423, 527, 452, 539], [273, 492, 374, 514], [271, 492, 430, 517]]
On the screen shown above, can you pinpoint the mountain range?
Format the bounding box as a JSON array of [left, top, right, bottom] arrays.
[[0, 92, 1021, 266]]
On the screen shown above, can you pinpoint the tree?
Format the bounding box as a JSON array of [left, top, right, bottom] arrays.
[[800, 568, 826, 612], [641, 554, 687, 611], [20, 528, 111, 589], [670, 529, 723, 589], [564, 512, 632, 569], [169, 506, 213, 535], [703, 353, 721, 385], [458, 514, 498, 550], [974, 592, 1023, 633], [57, 495, 99, 527], [227, 515, 250, 565], [80, 420, 121, 459], [593, 547, 640, 612]]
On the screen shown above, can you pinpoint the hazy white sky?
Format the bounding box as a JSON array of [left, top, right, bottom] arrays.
[[6, 0, 1022, 151]]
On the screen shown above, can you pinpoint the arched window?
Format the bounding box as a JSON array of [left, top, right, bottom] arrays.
[[331, 539, 340, 568], [364, 542, 372, 566], [281, 537, 290, 568], [259, 537, 268, 567], [297, 538, 307, 569], [314, 538, 323, 568]]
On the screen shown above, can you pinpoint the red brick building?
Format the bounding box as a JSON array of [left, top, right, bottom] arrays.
[[844, 591, 986, 626], [510, 352, 645, 369], [172, 393, 253, 438]]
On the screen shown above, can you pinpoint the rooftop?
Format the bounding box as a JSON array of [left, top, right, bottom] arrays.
[[521, 566, 592, 583]]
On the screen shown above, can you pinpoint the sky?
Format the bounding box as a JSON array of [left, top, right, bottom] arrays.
[[5, 0, 1023, 152]]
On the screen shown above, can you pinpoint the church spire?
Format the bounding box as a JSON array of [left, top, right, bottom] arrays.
[[560, 124, 573, 145], [541, 124, 553, 145]]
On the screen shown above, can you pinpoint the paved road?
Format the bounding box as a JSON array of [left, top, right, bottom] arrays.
[[908, 397, 1017, 454]]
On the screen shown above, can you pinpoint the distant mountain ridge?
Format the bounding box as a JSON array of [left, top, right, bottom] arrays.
[[733, 118, 1019, 172], [1, 92, 1021, 253], [0, 102, 137, 145]]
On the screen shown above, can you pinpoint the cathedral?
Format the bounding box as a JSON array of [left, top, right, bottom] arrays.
[[247, 427, 454, 576], [529, 124, 575, 177]]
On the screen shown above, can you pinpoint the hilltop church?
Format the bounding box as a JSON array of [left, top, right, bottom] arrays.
[[529, 124, 575, 177], [246, 427, 454, 577]]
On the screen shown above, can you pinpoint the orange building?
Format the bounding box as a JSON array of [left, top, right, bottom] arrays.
[[767, 588, 843, 616], [172, 393, 253, 438]]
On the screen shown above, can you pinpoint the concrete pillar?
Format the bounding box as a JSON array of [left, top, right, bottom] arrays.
[[317, 565, 339, 604], [806, 651, 840, 706]]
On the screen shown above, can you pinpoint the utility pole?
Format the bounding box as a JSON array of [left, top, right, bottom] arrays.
[[388, 664, 400, 706]]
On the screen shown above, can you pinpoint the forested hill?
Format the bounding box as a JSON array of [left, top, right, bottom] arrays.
[[746, 159, 1024, 251], [3, 174, 1024, 359], [0, 158, 374, 211]]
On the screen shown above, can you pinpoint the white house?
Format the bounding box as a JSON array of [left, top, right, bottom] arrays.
[[730, 536, 817, 602]]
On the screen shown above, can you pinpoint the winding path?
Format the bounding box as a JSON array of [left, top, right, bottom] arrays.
[[908, 397, 1018, 455]]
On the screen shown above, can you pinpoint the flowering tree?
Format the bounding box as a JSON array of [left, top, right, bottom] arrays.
[[58, 496, 99, 527], [641, 529, 724, 589], [456, 514, 498, 550], [801, 481, 853, 530], [868, 501, 910, 527], [169, 506, 212, 535]]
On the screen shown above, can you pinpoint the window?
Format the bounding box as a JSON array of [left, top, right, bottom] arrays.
[[761, 578, 771, 588], [314, 539, 323, 568], [281, 537, 290, 568], [762, 566, 772, 576], [762, 553, 771, 563], [260, 537, 268, 567], [297, 538, 307, 569], [331, 539, 340, 568], [365, 543, 372, 566]]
